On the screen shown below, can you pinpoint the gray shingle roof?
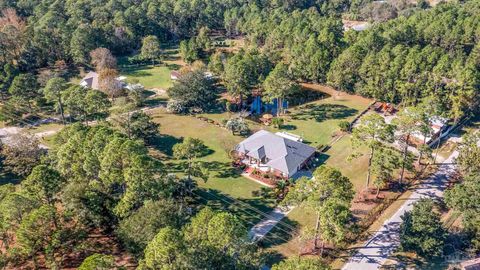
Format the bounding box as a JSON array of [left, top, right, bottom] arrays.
[[80, 71, 99, 90], [236, 130, 316, 177]]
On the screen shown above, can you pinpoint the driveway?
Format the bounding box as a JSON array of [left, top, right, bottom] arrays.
[[342, 149, 459, 270], [248, 206, 294, 242]]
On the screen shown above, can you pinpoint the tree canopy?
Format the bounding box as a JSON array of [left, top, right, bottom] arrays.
[[399, 198, 447, 259], [167, 70, 218, 113]]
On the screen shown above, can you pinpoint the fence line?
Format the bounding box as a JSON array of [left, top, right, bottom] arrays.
[[348, 100, 377, 131]]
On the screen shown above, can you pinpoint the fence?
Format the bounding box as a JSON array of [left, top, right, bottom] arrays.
[[348, 100, 377, 131]]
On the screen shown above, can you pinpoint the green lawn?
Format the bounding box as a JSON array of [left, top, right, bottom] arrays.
[[200, 84, 372, 147], [120, 65, 173, 90], [323, 135, 370, 193], [262, 134, 370, 259], [196, 84, 372, 195], [150, 108, 275, 226], [155, 86, 372, 240], [278, 84, 372, 146]]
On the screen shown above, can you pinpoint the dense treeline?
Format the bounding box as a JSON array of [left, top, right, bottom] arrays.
[[0, 0, 480, 267], [0, 0, 417, 70], [0, 123, 265, 268], [328, 2, 480, 118], [445, 132, 480, 252], [0, 123, 174, 267], [215, 1, 479, 118], [0, 0, 248, 68], [225, 6, 345, 83]]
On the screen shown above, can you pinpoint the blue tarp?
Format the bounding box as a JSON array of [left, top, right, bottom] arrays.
[[250, 96, 288, 115], [250, 96, 262, 114]]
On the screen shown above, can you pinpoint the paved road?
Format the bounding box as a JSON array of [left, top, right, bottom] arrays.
[[342, 150, 459, 270], [248, 206, 294, 242]]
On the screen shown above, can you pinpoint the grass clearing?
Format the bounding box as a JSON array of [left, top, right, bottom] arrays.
[[281, 84, 372, 146], [263, 135, 371, 259], [120, 65, 173, 90], [150, 108, 275, 226], [201, 83, 372, 147], [322, 135, 370, 192]]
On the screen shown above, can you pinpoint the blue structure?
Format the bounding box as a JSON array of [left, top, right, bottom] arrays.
[[250, 96, 288, 116]]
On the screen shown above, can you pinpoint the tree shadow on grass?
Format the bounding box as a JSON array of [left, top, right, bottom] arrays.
[[199, 160, 239, 178], [150, 134, 183, 156], [0, 170, 20, 185], [166, 160, 235, 177], [289, 86, 328, 106], [194, 188, 276, 228], [166, 63, 181, 70], [279, 124, 297, 131], [122, 69, 152, 77], [291, 104, 358, 122], [151, 135, 215, 157], [259, 215, 300, 249], [162, 51, 182, 61]]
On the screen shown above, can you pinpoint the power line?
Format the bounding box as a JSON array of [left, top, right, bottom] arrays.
[[195, 186, 297, 231], [193, 190, 297, 248], [146, 166, 299, 232], [192, 189, 297, 237]]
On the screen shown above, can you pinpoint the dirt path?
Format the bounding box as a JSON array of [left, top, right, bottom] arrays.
[[300, 83, 373, 104]]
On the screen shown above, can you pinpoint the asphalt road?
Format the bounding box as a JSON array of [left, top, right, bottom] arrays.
[[342, 149, 459, 270]]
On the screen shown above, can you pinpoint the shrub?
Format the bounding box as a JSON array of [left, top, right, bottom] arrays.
[[272, 117, 284, 128], [225, 117, 249, 135], [338, 120, 351, 132], [166, 100, 186, 114]]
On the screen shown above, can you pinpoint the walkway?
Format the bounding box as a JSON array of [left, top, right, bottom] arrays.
[[248, 206, 294, 242], [342, 149, 459, 270]]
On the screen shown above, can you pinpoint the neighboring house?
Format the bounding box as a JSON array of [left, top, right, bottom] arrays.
[[410, 116, 449, 145], [235, 130, 316, 178], [79, 71, 126, 90], [80, 71, 100, 90], [370, 102, 450, 146]]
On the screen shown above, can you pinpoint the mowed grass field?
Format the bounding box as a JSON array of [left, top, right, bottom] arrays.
[[200, 84, 372, 192], [152, 84, 373, 260], [149, 108, 275, 227], [281, 84, 372, 146], [262, 135, 371, 259], [201, 84, 372, 147], [120, 65, 173, 90]]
